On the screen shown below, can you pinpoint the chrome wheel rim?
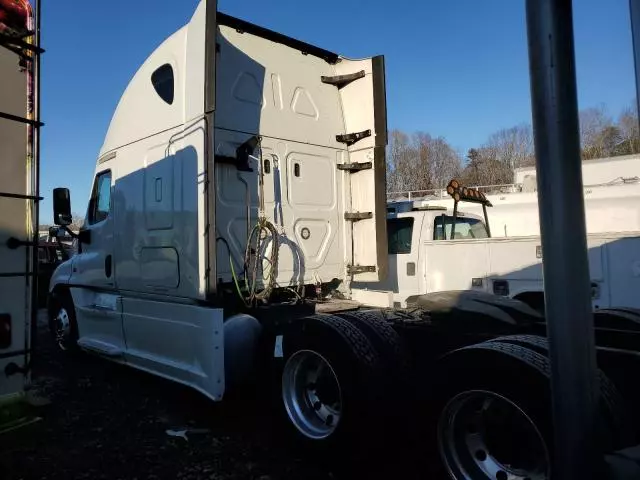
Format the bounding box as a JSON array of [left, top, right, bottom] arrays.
[[282, 349, 342, 440], [438, 390, 550, 480], [54, 307, 71, 350]]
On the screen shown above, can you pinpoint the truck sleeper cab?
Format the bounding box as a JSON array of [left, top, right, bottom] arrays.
[[48, 2, 387, 402]]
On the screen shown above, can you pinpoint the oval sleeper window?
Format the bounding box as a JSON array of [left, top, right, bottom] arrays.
[[151, 64, 174, 105]]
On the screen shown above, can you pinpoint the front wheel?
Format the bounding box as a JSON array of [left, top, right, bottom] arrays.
[[48, 293, 78, 352]]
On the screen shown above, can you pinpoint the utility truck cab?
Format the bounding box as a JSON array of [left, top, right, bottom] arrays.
[[354, 180, 640, 313], [352, 198, 489, 308]]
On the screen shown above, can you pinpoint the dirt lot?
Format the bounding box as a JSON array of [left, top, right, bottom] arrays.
[[0, 314, 431, 480]]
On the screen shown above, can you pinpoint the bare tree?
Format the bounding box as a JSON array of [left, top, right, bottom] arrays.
[[579, 105, 619, 159], [386, 129, 462, 193], [387, 101, 640, 196], [386, 129, 413, 192], [617, 101, 640, 156], [427, 136, 462, 188], [485, 124, 535, 171], [461, 147, 512, 186], [69, 213, 85, 230], [460, 125, 532, 187]]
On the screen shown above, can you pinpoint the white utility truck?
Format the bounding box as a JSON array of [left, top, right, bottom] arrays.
[[0, 0, 41, 429], [46, 3, 640, 479], [362, 186, 640, 312], [462, 178, 640, 238], [390, 177, 640, 238]]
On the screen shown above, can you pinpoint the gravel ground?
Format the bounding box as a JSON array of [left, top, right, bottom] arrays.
[[0, 313, 434, 480]]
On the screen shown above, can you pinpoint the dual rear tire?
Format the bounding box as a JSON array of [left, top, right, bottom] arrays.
[[280, 312, 407, 449], [281, 317, 631, 480], [434, 340, 630, 480]]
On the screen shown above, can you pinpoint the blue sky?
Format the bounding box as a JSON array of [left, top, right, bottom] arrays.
[[40, 0, 635, 222]]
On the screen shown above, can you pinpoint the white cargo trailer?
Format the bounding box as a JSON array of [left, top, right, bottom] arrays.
[[0, 0, 41, 428]]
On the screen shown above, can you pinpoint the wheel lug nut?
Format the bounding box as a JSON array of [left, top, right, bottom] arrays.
[[313, 401, 322, 411]]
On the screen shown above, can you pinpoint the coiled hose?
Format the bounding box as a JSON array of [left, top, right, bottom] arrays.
[[244, 216, 279, 305], [227, 148, 281, 306]]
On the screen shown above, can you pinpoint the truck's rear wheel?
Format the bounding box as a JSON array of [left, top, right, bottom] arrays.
[[434, 342, 615, 479], [439, 389, 549, 480], [594, 308, 640, 332], [484, 334, 635, 449], [337, 310, 411, 432], [436, 343, 553, 480], [281, 314, 382, 447], [282, 349, 343, 440], [338, 310, 409, 370]]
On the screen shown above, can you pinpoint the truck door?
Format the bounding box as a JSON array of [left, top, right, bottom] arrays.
[[334, 56, 388, 282], [70, 167, 124, 356], [388, 212, 425, 305]]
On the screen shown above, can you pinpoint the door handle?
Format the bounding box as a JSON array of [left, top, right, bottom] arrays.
[[406, 262, 416, 276], [105, 255, 112, 278]]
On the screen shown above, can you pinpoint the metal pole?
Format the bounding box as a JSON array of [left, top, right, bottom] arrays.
[[630, 0, 640, 119], [482, 204, 491, 238], [525, 1, 600, 479], [28, 0, 42, 370], [451, 200, 458, 239]]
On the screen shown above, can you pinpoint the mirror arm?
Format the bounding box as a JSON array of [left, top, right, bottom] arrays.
[[60, 225, 79, 239]]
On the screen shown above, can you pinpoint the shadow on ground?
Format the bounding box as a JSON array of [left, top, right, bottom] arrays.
[[0, 312, 441, 480]]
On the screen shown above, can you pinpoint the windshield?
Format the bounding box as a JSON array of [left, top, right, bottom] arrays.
[[433, 215, 489, 240]]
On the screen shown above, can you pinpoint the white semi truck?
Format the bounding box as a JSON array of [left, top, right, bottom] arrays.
[[46, 2, 640, 479], [0, 0, 41, 429]]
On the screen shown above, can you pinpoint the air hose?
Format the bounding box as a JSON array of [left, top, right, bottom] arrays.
[[228, 147, 280, 306]]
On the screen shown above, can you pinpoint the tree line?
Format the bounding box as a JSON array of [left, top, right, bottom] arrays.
[[386, 101, 640, 193]]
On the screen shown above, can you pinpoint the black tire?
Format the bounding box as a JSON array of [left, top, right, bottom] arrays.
[[485, 334, 635, 449], [338, 310, 409, 370], [432, 342, 612, 479], [48, 291, 79, 352], [281, 314, 384, 450], [594, 308, 640, 332], [337, 310, 412, 435]]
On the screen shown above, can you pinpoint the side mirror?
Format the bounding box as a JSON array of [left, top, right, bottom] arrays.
[[53, 188, 72, 226]]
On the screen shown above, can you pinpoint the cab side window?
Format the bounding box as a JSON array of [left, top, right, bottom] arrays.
[[88, 171, 112, 225], [434, 215, 489, 240], [387, 218, 414, 254]]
